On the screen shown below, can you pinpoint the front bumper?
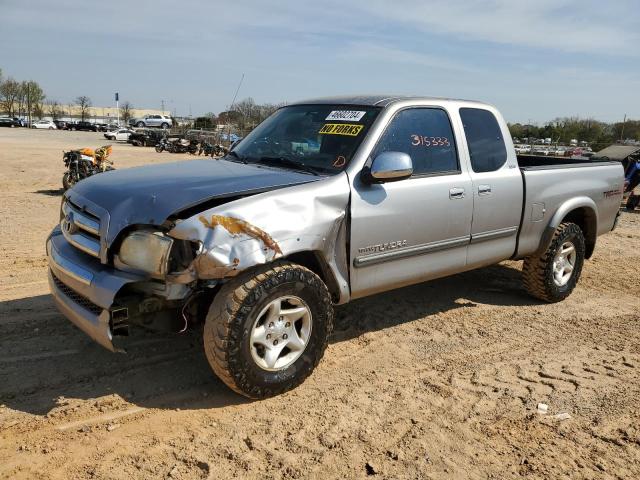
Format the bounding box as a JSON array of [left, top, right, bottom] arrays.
[[47, 227, 144, 351]]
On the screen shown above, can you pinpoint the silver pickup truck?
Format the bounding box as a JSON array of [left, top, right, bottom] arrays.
[[47, 95, 623, 398]]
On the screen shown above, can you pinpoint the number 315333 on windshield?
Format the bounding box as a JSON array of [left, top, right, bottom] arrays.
[[411, 135, 450, 147]]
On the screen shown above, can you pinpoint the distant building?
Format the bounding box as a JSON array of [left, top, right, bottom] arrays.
[[41, 105, 167, 124]]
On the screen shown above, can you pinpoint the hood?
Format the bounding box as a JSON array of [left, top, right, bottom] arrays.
[[68, 159, 319, 246]]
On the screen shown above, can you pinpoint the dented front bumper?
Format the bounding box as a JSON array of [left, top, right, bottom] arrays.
[[47, 227, 144, 351]]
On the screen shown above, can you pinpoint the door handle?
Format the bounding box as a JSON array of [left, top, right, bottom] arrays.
[[478, 185, 492, 195], [449, 187, 465, 199]]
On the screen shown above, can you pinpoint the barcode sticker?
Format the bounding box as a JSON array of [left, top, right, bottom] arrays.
[[325, 110, 366, 121]]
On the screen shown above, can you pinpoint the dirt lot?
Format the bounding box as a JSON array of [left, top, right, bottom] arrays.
[[0, 128, 639, 479]]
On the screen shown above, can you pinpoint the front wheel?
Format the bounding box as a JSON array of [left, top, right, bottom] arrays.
[[155, 144, 164, 153], [62, 172, 75, 190], [136, 122, 145, 128], [522, 222, 585, 302], [203, 262, 333, 399]]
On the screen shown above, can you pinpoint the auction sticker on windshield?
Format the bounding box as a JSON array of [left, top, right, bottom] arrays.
[[325, 110, 367, 121], [319, 123, 364, 136]]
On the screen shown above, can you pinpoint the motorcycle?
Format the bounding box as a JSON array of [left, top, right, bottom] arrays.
[[198, 141, 229, 157], [156, 136, 199, 154], [62, 145, 115, 190]]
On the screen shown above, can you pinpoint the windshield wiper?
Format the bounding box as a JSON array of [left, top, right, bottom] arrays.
[[224, 150, 248, 164], [257, 156, 320, 176]]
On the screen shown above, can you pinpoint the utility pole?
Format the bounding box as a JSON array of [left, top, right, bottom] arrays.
[[161, 100, 165, 115], [620, 114, 627, 142], [115, 92, 119, 126]]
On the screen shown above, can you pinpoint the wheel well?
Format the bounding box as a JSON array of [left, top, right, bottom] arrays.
[[562, 207, 597, 258], [283, 251, 340, 303]]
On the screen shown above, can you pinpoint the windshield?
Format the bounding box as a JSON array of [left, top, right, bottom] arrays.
[[230, 104, 381, 174]]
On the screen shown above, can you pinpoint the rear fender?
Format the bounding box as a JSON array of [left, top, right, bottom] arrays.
[[535, 196, 598, 258]]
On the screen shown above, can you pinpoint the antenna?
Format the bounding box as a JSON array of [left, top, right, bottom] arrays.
[[229, 73, 244, 111], [227, 73, 245, 145]]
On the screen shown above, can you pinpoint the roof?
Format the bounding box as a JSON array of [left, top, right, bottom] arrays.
[[594, 145, 640, 161], [289, 94, 488, 108]]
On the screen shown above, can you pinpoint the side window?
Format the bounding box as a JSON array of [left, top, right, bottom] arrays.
[[459, 108, 507, 173], [372, 108, 459, 176]]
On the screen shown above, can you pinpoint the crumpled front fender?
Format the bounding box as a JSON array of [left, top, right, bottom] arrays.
[[168, 173, 352, 303]]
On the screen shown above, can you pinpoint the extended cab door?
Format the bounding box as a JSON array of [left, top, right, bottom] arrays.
[[349, 107, 473, 299], [458, 107, 524, 267]]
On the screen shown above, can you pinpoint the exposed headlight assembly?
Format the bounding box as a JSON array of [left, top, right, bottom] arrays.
[[117, 231, 174, 278]]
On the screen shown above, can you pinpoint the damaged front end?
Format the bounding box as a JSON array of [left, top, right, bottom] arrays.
[[167, 173, 351, 303], [48, 172, 351, 351]]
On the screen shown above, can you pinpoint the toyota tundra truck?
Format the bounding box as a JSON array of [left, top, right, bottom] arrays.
[[47, 95, 624, 398]]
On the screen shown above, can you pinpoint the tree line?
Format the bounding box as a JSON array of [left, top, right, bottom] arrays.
[[509, 116, 639, 148], [194, 97, 285, 133], [0, 67, 135, 123]]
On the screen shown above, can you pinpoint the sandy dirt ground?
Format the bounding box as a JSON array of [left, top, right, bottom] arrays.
[[0, 128, 639, 479]]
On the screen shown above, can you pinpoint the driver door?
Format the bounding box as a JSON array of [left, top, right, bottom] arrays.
[[349, 107, 473, 299]]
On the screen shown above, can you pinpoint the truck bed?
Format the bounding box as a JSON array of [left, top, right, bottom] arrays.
[[514, 159, 623, 259]]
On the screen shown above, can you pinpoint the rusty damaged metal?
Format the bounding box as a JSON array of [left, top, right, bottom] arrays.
[[168, 173, 352, 303], [198, 215, 283, 255]]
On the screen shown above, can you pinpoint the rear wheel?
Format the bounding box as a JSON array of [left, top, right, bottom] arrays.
[[522, 222, 585, 302], [155, 144, 164, 153], [161, 122, 169, 129], [203, 262, 333, 399], [136, 121, 145, 128]]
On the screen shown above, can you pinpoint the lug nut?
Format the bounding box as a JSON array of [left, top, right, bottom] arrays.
[[285, 322, 291, 328], [266, 333, 271, 339], [268, 322, 274, 328], [283, 334, 288, 340], [273, 339, 278, 346], [279, 316, 284, 321]]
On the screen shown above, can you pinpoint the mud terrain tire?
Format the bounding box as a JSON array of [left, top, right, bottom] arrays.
[[522, 222, 585, 302], [204, 261, 333, 399]]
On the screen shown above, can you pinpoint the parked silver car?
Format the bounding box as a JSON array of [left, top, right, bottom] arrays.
[[48, 95, 624, 399], [129, 114, 172, 129]]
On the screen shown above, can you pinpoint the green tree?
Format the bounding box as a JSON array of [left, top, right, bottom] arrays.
[[0, 77, 21, 116]]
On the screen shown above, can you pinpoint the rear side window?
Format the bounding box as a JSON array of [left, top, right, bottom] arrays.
[[459, 108, 507, 173], [372, 108, 459, 176]]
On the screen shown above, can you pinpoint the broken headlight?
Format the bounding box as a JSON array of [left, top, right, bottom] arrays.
[[117, 231, 174, 278]]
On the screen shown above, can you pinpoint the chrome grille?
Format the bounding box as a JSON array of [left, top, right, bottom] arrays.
[[60, 198, 102, 258]]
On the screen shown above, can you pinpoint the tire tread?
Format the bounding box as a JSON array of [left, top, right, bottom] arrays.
[[522, 222, 585, 303], [203, 261, 333, 399]]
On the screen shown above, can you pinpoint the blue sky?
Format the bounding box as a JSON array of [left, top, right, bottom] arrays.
[[2, 0, 639, 123]]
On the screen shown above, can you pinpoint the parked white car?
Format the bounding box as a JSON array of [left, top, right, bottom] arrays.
[[31, 120, 57, 130], [514, 144, 532, 154], [129, 114, 172, 129], [104, 128, 133, 141]]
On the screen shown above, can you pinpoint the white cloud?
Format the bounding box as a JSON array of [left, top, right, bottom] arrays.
[[337, 42, 476, 72], [358, 0, 639, 56]]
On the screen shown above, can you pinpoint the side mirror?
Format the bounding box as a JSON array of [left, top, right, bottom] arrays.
[[363, 151, 413, 183]]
